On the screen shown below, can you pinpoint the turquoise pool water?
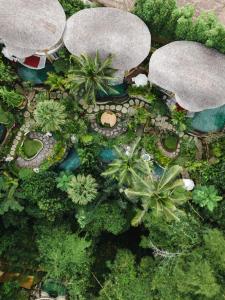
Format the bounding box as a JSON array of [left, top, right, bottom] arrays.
[[99, 148, 117, 163], [17, 63, 54, 84], [153, 162, 164, 177], [58, 149, 81, 172], [191, 104, 225, 133]]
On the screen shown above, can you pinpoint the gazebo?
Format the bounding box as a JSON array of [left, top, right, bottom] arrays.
[[63, 7, 151, 83], [0, 0, 66, 68], [148, 41, 225, 112]]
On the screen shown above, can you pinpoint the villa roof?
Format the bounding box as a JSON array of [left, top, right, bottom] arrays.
[[63, 7, 151, 71], [0, 0, 66, 58], [149, 41, 225, 112]]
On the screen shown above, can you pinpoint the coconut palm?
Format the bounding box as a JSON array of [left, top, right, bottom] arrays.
[[64, 52, 118, 104], [124, 165, 190, 226], [102, 137, 153, 187], [67, 174, 98, 205], [34, 100, 67, 132]]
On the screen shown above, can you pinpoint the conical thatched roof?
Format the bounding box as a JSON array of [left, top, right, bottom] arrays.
[[0, 0, 66, 58], [149, 41, 225, 112], [63, 8, 151, 72]]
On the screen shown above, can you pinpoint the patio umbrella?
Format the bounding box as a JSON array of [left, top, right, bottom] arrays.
[[63, 7, 151, 82], [0, 0, 66, 58], [149, 41, 225, 112]]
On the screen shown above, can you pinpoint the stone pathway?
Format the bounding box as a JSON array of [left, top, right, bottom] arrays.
[[16, 132, 56, 168], [80, 97, 149, 138]]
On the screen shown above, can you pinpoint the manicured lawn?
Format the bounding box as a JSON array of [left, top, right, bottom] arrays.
[[22, 138, 43, 159]]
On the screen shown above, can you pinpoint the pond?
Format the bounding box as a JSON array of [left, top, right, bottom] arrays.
[[58, 148, 81, 172]]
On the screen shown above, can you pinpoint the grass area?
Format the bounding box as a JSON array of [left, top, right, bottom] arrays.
[[162, 133, 179, 152], [22, 138, 43, 159]]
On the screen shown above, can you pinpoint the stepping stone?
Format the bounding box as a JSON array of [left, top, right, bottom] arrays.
[[110, 105, 116, 110], [87, 107, 93, 113], [129, 99, 134, 105], [124, 103, 129, 108], [116, 105, 122, 111], [128, 107, 136, 116], [121, 107, 128, 114], [135, 99, 140, 105], [94, 106, 100, 112], [100, 105, 105, 110], [106, 105, 110, 109], [139, 101, 144, 107]]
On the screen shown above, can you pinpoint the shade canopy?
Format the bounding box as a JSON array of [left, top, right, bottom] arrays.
[[0, 0, 66, 58], [63, 7, 151, 72], [149, 41, 225, 112]]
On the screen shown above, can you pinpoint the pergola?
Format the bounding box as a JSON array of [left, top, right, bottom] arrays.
[[63, 7, 151, 83], [149, 41, 225, 112]]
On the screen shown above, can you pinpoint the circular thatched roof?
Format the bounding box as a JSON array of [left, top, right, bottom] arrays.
[[149, 41, 225, 112], [63, 7, 151, 71], [0, 0, 66, 58]]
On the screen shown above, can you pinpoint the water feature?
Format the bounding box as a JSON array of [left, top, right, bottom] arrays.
[[191, 104, 225, 132], [99, 148, 117, 163], [58, 148, 81, 172], [17, 62, 54, 85], [153, 162, 164, 178]]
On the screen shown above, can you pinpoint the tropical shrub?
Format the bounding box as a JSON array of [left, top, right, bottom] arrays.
[[66, 174, 98, 205], [0, 87, 23, 108], [0, 55, 18, 84], [134, 0, 225, 53], [192, 185, 222, 211], [34, 100, 67, 132], [64, 52, 118, 104], [58, 0, 86, 16]]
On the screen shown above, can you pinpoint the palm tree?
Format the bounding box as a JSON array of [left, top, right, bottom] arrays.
[[34, 100, 67, 132], [64, 52, 118, 104], [124, 165, 190, 226], [101, 137, 153, 187]]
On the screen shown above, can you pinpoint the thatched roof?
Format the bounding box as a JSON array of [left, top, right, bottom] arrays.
[[0, 0, 66, 58], [63, 8, 151, 71], [149, 41, 225, 112]]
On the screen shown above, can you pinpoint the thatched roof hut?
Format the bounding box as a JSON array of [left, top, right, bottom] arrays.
[[149, 41, 225, 112], [0, 0, 66, 58], [63, 8, 151, 78]]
